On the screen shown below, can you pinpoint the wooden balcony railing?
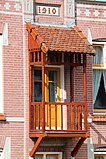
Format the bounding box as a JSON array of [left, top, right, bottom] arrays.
[[29, 102, 87, 133]]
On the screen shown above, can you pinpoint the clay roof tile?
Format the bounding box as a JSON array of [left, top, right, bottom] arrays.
[[26, 23, 96, 55]]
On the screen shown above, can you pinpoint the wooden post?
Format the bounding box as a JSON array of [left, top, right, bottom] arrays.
[[41, 52, 45, 132], [83, 54, 87, 102], [29, 136, 43, 157], [83, 54, 87, 131], [71, 137, 86, 157], [29, 58, 32, 131]]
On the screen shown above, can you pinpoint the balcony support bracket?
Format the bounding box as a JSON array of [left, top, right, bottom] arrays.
[[29, 135, 44, 157], [71, 137, 86, 157]]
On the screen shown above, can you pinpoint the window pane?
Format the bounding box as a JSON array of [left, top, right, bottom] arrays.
[[49, 83, 57, 102], [47, 156, 57, 159], [93, 46, 103, 64], [49, 70, 57, 81], [95, 156, 104, 159], [35, 155, 43, 159], [94, 73, 106, 109], [34, 82, 42, 102], [34, 70, 42, 80]]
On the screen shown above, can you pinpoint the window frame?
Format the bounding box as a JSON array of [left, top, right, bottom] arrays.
[[32, 66, 60, 102], [94, 153, 106, 159], [0, 34, 4, 114], [93, 41, 106, 113], [45, 67, 60, 102], [34, 152, 62, 159]]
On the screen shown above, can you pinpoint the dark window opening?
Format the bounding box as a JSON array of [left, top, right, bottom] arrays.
[[94, 74, 106, 109]]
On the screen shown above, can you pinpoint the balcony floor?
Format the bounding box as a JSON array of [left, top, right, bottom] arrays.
[[29, 131, 89, 138]]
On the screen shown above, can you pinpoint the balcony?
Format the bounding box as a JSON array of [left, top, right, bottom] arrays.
[[29, 101, 87, 134], [26, 22, 95, 157], [29, 101, 88, 157]]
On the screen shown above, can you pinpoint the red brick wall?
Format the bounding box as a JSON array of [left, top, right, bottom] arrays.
[[1, 0, 104, 159], [0, 1, 29, 159], [0, 122, 24, 159], [76, 1, 106, 39], [0, 2, 24, 117], [76, 1, 106, 157], [90, 122, 106, 150]]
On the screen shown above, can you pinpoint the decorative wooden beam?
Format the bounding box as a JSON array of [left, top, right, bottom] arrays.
[[71, 137, 86, 157], [83, 54, 87, 131], [41, 52, 45, 132], [29, 133, 89, 138], [83, 54, 87, 103], [29, 136, 43, 157]]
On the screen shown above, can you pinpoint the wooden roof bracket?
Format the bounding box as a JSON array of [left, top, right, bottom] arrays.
[[29, 135, 44, 157], [71, 137, 87, 157]]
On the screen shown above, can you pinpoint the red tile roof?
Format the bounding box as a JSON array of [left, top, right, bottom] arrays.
[[26, 23, 95, 55]]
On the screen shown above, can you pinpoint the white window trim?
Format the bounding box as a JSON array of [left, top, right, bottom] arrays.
[[93, 41, 106, 68], [87, 138, 94, 159], [34, 152, 62, 159], [94, 152, 106, 159], [34, 64, 68, 129], [94, 152, 106, 155], [93, 41, 106, 112], [1, 137, 11, 159], [3, 23, 8, 46], [0, 34, 4, 114]]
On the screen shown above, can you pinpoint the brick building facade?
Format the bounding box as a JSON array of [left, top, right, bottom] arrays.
[[77, 1, 106, 158], [0, 0, 106, 159]]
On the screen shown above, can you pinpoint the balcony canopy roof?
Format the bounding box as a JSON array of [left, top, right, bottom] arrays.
[[26, 22, 95, 55]]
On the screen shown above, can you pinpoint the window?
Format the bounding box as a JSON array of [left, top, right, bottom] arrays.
[[33, 69, 42, 102], [34, 152, 62, 159], [0, 34, 3, 114], [93, 42, 106, 110], [95, 157, 105, 159], [94, 147, 106, 158], [32, 67, 60, 102], [32, 67, 60, 127], [93, 46, 103, 65]]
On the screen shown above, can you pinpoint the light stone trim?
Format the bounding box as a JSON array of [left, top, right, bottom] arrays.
[[85, 9, 91, 16], [94, 10, 100, 17], [77, 8, 81, 16], [4, 2, 11, 10], [103, 11, 106, 17], [2, 137, 11, 159], [24, 0, 33, 14], [14, 3, 21, 11], [24, 15, 33, 22], [77, 4, 106, 9], [87, 28, 92, 45], [64, 0, 75, 27], [77, 17, 106, 22], [87, 138, 94, 159], [0, 11, 23, 15], [6, 117, 24, 122], [3, 23, 8, 46], [65, 0, 75, 17], [14, 0, 22, 2]]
